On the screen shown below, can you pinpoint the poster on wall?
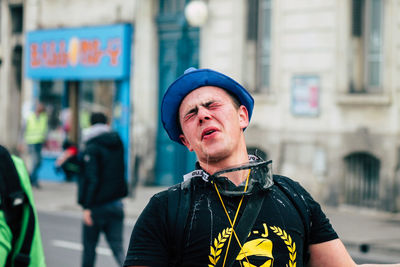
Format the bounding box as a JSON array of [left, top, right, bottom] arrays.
[[291, 75, 320, 116]]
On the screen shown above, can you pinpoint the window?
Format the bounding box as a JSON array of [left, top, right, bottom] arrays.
[[159, 0, 187, 15], [350, 0, 383, 93], [80, 80, 115, 128], [257, 0, 272, 93], [247, 0, 272, 93], [38, 81, 64, 153], [10, 4, 23, 34], [0, 1, 2, 43], [12, 45, 22, 90], [37, 80, 116, 153]]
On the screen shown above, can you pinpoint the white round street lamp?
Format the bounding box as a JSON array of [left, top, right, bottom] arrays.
[[184, 0, 208, 27]]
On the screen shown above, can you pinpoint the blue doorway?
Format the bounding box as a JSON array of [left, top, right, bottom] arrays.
[[155, 0, 199, 185]]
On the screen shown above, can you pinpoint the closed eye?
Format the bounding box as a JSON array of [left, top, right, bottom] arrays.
[[182, 101, 221, 121], [184, 113, 195, 121], [204, 101, 220, 109], [183, 107, 198, 121]]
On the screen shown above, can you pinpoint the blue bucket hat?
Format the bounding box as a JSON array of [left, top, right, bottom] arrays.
[[161, 68, 254, 144]]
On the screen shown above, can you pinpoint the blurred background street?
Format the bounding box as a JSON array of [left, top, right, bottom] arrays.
[[1, 0, 400, 266]]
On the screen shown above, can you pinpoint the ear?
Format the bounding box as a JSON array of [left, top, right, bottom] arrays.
[[238, 105, 249, 130], [179, 134, 193, 151]]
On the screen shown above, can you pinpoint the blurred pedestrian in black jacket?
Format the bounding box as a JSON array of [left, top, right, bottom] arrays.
[[78, 112, 127, 267]]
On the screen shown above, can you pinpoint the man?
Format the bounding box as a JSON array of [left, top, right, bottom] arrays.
[[0, 144, 46, 267], [22, 102, 48, 188], [78, 112, 128, 267], [124, 68, 399, 267]]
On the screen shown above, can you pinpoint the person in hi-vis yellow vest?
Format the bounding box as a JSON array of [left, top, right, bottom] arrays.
[[23, 103, 48, 188]]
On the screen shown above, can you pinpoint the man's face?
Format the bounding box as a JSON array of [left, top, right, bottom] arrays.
[[178, 86, 249, 164]]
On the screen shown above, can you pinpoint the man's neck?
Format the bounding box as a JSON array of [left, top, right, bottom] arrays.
[[198, 148, 249, 186]]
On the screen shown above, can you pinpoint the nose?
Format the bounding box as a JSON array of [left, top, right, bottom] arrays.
[[197, 106, 211, 124]]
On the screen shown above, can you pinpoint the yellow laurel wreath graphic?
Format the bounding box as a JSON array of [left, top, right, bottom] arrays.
[[208, 227, 233, 267], [270, 226, 297, 267]]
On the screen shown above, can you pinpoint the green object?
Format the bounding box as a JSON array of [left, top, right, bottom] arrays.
[[0, 153, 46, 267], [24, 113, 48, 144]]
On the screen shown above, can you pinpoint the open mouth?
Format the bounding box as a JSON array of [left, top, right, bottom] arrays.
[[202, 128, 218, 140]]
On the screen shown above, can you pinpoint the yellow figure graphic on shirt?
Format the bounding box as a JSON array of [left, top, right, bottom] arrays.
[[236, 223, 273, 267], [208, 223, 297, 267], [236, 238, 273, 267]]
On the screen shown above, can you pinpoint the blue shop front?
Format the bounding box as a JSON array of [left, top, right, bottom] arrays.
[[25, 24, 132, 182]]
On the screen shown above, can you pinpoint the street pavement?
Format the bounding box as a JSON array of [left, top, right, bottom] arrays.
[[32, 181, 400, 264]]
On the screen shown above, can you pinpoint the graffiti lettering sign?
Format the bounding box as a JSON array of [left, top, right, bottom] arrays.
[[26, 24, 131, 79]]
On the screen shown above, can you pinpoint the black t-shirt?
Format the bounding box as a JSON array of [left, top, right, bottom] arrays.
[[124, 176, 337, 267]]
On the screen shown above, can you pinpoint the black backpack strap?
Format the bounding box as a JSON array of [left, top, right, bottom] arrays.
[[14, 203, 36, 266], [167, 178, 192, 267], [0, 145, 34, 267], [219, 189, 266, 267], [273, 175, 311, 264]]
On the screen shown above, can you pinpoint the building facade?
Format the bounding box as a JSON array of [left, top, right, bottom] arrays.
[[0, 0, 24, 153], [0, 0, 399, 211]]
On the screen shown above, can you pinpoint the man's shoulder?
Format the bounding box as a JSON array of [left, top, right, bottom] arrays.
[[83, 141, 98, 152], [152, 178, 197, 201], [273, 174, 304, 190], [142, 188, 169, 211], [271, 174, 313, 209], [87, 131, 122, 147], [153, 182, 184, 199], [153, 187, 170, 198]]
